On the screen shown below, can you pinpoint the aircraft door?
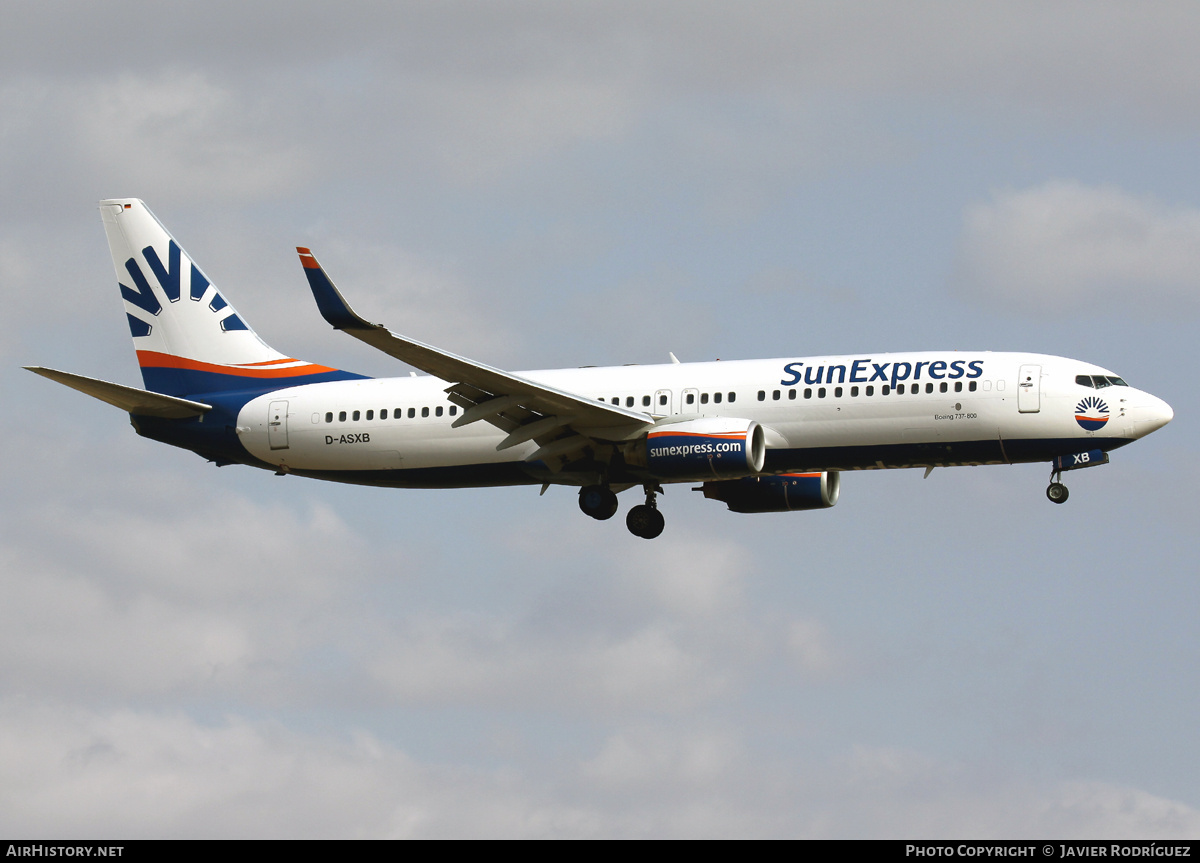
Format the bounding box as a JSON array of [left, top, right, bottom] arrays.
[[654, 389, 673, 415], [1017, 365, 1041, 413], [268, 400, 290, 449]]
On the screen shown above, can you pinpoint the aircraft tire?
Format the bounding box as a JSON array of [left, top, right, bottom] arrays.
[[1046, 482, 1069, 504], [579, 485, 619, 520], [626, 504, 665, 539]]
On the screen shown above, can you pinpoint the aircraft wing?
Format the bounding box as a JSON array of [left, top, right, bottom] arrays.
[[25, 367, 212, 418], [296, 248, 653, 466]]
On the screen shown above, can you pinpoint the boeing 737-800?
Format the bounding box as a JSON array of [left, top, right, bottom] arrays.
[[27, 200, 1173, 538]]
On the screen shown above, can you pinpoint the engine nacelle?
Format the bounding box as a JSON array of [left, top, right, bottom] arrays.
[[700, 471, 841, 513], [626, 417, 766, 481]]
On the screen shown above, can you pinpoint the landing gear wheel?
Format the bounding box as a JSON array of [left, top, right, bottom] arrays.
[[626, 504, 665, 539], [1046, 482, 1069, 504], [579, 485, 618, 520]]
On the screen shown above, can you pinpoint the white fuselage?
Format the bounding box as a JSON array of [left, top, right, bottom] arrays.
[[233, 351, 1172, 486]]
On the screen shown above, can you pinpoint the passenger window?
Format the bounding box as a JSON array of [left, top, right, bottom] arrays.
[[449, 405, 457, 416], [818, 387, 827, 398], [728, 392, 736, 403], [788, 389, 796, 400], [643, 395, 651, 407], [701, 393, 709, 404], [611, 397, 619, 405], [659, 394, 668, 406], [804, 388, 812, 399], [714, 392, 722, 404], [939, 382, 948, 393], [850, 386, 859, 397], [434, 406, 441, 416], [380, 409, 388, 419], [925, 383, 934, 394], [626, 396, 634, 407], [896, 384, 905, 394], [757, 390, 766, 401], [866, 385, 874, 396], [969, 381, 977, 392], [834, 387, 843, 397], [325, 412, 333, 423], [772, 390, 781, 400], [366, 410, 374, 420], [954, 382, 962, 393], [352, 410, 360, 421], [338, 411, 347, 422], [407, 408, 415, 418], [686, 393, 695, 405], [882, 385, 890, 395], [421, 407, 429, 417]]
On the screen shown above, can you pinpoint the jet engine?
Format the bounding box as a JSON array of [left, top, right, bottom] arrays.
[[624, 417, 766, 481], [699, 471, 841, 513]]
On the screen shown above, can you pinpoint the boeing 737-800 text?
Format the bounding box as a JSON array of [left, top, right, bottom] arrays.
[[27, 200, 1174, 538]]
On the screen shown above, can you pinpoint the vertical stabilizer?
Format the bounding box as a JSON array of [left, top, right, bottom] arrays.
[[100, 199, 358, 397]]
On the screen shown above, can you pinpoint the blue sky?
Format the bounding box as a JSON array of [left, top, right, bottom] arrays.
[[2, 2, 1197, 837]]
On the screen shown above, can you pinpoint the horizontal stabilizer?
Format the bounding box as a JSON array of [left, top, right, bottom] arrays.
[[25, 367, 212, 418]]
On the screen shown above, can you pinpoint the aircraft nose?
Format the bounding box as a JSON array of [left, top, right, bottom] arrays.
[[1135, 393, 1173, 437]]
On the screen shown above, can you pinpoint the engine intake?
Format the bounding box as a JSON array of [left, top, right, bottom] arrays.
[[700, 472, 841, 513]]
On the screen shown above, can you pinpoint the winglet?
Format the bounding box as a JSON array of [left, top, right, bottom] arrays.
[[296, 247, 372, 331]]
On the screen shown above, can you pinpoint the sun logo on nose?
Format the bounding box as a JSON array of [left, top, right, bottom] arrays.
[[1075, 395, 1109, 431]]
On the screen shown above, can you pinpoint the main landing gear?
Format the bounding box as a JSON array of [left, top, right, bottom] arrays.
[[579, 484, 618, 520], [1046, 468, 1069, 504], [579, 483, 666, 538], [626, 484, 665, 540]]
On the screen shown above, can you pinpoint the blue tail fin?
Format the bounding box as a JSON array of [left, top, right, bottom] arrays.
[[100, 199, 362, 397]]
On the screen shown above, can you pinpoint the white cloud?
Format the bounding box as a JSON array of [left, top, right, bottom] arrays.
[[818, 745, 1200, 839], [75, 71, 310, 201], [0, 489, 366, 697], [9, 704, 1194, 838], [0, 701, 598, 839], [0, 71, 309, 210], [955, 181, 1200, 310], [786, 618, 837, 677], [394, 74, 641, 186], [366, 615, 720, 712], [581, 726, 742, 787]]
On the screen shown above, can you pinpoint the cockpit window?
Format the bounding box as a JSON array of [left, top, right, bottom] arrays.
[[1081, 374, 1129, 389]]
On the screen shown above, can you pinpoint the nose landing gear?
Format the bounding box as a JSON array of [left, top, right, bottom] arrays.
[[626, 484, 665, 539], [1046, 466, 1069, 504], [1045, 449, 1112, 504], [1046, 480, 1069, 504]]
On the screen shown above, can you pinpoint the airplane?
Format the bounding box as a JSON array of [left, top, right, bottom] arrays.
[[27, 199, 1174, 539]]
